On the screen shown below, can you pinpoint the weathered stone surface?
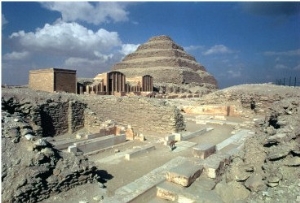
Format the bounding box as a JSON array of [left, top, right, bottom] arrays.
[[244, 173, 266, 192], [267, 146, 290, 161], [156, 183, 178, 201], [283, 156, 300, 166], [84, 96, 186, 136], [192, 143, 216, 159], [166, 161, 203, 187], [125, 144, 155, 160], [215, 180, 250, 203]]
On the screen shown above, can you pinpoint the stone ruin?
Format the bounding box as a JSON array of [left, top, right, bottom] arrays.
[[28, 35, 218, 98]]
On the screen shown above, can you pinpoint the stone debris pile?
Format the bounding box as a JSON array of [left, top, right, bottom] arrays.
[[219, 97, 300, 202], [2, 94, 99, 203]]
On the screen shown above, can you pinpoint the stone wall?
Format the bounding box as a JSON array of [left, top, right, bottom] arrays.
[[40, 102, 69, 136], [54, 71, 76, 93], [33, 100, 86, 137], [84, 96, 186, 135], [2, 88, 85, 137], [68, 101, 86, 133], [29, 70, 54, 92], [118, 67, 182, 84], [28, 68, 76, 93]]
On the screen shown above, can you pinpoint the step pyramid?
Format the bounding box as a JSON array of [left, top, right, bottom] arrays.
[[112, 35, 218, 93]]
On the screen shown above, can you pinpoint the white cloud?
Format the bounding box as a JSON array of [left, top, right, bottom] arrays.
[[227, 69, 241, 78], [274, 64, 289, 69], [3, 21, 137, 84], [184, 45, 204, 52], [41, 2, 129, 25], [2, 14, 8, 26], [9, 21, 122, 58], [3, 51, 30, 61], [203, 45, 234, 55], [65, 57, 106, 68], [264, 49, 300, 56], [293, 64, 300, 70], [120, 44, 140, 55]]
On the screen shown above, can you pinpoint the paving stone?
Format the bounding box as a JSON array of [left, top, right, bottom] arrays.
[[193, 143, 216, 159], [166, 161, 203, 187], [125, 144, 155, 160]]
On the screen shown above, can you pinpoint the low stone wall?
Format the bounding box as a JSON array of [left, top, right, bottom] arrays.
[[1, 88, 86, 137], [182, 105, 239, 116], [84, 96, 186, 135]]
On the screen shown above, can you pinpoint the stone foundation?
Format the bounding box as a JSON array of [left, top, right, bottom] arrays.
[[84, 96, 186, 135]]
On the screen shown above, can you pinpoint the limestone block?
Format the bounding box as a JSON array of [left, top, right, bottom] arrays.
[[125, 144, 155, 160], [68, 145, 77, 153], [203, 163, 220, 179], [214, 115, 226, 120], [76, 133, 84, 139], [156, 187, 177, 201], [75, 134, 126, 154], [193, 143, 216, 159], [172, 132, 182, 141], [166, 161, 203, 187], [85, 133, 104, 139], [164, 134, 175, 145], [244, 173, 266, 192], [125, 126, 135, 140], [156, 182, 178, 201]]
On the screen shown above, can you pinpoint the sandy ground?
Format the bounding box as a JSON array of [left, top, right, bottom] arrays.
[[41, 114, 247, 203]]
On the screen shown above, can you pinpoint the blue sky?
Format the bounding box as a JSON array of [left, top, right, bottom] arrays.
[[2, 2, 300, 88]]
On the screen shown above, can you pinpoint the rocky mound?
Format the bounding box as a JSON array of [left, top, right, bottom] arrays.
[[202, 84, 300, 202], [1, 88, 100, 203], [112, 35, 218, 94]]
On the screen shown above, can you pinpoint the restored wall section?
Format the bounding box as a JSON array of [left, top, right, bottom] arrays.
[[68, 101, 86, 133], [29, 68, 76, 93], [54, 69, 76, 93], [40, 102, 69, 136], [85, 96, 186, 135], [29, 69, 54, 92], [30, 100, 86, 137]]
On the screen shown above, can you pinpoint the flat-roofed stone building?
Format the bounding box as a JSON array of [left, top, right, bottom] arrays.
[[29, 68, 76, 93]]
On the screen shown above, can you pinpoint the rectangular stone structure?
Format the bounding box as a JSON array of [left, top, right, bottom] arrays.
[[156, 182, 179, 201], [172, 132, 182, 141], [202, 153, 231, 179], [29, 68, 76, 93], [166, 161, 203, 187], [68, 145, 78, 153], [193, 143, 216, 159], [52, 139, 78, 150], [75, 134, 126, 154], [125, 144, 155, 160], [181, 128, 207, 141], [85, 133, 106, 139]]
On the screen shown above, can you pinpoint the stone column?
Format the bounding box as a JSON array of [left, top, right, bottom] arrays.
[[150, 77, 153, 92], [95, 84, 98, 94], [114, 73, 117, 93], [79, 86, 83, 94], [144, 76, 149, 92], [86, 85, 90, 94], [100, 81, 103, 92], [122, 75, 125, 92], [111, 74, 114, 94]]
